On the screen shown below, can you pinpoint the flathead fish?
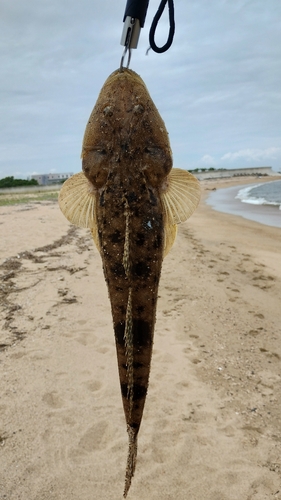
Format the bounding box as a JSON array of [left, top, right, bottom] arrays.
[[59, 68, 200, 497]]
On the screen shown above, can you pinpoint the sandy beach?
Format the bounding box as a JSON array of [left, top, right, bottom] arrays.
[[1, 177, 281, 499]]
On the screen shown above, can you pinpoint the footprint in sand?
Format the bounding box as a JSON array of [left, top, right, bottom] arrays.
[[42, 391, 64, 409], [191, 358, 202, 364], [176, 381, 189, 389], [218, 423, 237, 438], [248, 329, 261, 337], [76, 319, 88, 326], [63, 416, 76, 426], [76, 331, 97, 346], [76, 421, 108, 453], [85, 380, 102, 392], [95, 346, 110, 354], [255, 313, 265, 319]]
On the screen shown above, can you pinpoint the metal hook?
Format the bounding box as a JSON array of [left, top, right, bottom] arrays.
[[120, 45, 132, 71]]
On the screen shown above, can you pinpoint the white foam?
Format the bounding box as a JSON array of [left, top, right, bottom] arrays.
[[236, 185, 281, 208]]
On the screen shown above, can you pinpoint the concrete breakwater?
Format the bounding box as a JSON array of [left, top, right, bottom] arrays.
[[193, 166, 278, 180]]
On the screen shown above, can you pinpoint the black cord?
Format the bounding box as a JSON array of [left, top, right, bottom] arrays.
[[149, 0, 175, 53]]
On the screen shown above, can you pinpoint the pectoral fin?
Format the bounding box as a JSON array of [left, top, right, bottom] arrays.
[[161, 169, 200, 256], [58, 172, 100, 251], [163, 223, 177, 258]]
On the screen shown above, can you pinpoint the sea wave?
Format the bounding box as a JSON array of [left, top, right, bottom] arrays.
[[236, 182, 281, 209]]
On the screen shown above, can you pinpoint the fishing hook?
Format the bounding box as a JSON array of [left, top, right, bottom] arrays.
[[120, 45, 132, 71]]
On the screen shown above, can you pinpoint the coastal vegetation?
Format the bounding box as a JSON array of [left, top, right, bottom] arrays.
[[0, 176, 38, 188], [0, 177, 60, 206], [189, 167, 227, 173]]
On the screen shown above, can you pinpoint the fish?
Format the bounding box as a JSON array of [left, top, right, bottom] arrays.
[[58, 68, 200, 497]]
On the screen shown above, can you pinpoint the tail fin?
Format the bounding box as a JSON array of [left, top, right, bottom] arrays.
[[123, 426, 138, 498]]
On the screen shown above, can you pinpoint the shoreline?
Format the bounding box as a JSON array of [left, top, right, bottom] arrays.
[[202, 175, 281, 229]]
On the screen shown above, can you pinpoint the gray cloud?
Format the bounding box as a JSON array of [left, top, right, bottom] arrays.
[[1, 0, 281, 178], [221, 147, 281, 162]]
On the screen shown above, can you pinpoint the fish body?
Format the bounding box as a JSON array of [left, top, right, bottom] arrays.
[[82, 70, 171, 446], [95, 168, 164, 495], [59, 68, 200, 496]]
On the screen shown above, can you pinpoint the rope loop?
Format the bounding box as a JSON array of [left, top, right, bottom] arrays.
[[149, 0, 175, 54]]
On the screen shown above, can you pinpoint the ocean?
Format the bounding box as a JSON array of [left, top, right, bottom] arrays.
[[236, 180, 281, 209], [206, 179, 281, 228]]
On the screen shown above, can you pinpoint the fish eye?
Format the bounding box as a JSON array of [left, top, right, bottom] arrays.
[[133, 104, 144, 114], [103, 106, 113, 116], [144, 147, 163, 157]]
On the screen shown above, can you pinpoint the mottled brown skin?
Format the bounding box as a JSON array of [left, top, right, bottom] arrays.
[[94, 174, 163, 429], [82, 69, 172, 494]]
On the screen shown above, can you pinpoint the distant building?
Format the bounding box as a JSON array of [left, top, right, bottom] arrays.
[[30, 172, 73, 185]]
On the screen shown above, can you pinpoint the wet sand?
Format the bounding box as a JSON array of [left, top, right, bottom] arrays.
[[0, 179, 281, 499]]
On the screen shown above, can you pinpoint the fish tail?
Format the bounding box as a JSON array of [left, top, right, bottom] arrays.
[[123, 425, 138, 498], [123, 288, 137, 498]]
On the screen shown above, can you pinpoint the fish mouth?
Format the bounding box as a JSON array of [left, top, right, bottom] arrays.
[[103, 68, 147, 90]]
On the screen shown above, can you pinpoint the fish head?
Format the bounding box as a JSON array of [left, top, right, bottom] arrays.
[[81, 69, 172, 189]]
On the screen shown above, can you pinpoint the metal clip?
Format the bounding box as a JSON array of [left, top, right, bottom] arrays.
[[120, 0, 149, 69], [120, 16, 141, 49]]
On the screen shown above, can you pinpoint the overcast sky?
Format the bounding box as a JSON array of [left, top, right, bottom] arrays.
[[1, 0, 281, 179]]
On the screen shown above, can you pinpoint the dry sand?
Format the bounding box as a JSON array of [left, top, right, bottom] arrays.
[[0, 178, 281, 499]]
